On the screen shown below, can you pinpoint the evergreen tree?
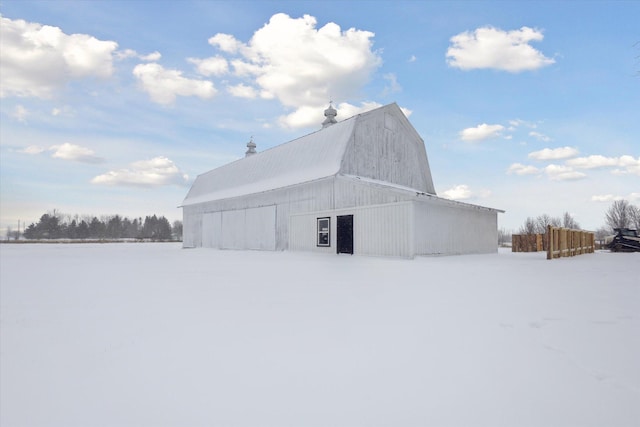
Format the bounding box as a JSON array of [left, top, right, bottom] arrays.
[[77, 220, 90, 239], [88, 217, 105, 238]]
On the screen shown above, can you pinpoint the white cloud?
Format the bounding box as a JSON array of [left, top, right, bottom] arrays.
[[566, 155, 618, 169], [0, 16, 118, 98], [140, 51, 162, 62], [50, 142, 104, 163], [441, 184, 472, 200], [132, 63, 217, 104], [227, 83, 258, 99], [440, 184, 490, 200], [188, 55, 229, 77], [19, 145, 47, 155], [591, 193, 639, 202], [114, 49, 137, 60], [509, 119, 537, 129], [590, 194, 623, 202], [544, 164, 586, 181], [19, 142, 102, 163], [528, 146, 579, 161], [91, 156, 188, 187], [12, 105, 29, 122], [408, 55, 417, 63], [115, 49, 161, 62], [203, 13, 382, 128], [528, 131, 551, 142], [51, 105, 74, 117], [208, 33, 244, 54], [566, 155, 640, 175], [335, 101, 385, 119], [507, 163, 540, 176], [446, 26, 555, 72], [459, 123, 505, 142], [382, 73, 402, 95]]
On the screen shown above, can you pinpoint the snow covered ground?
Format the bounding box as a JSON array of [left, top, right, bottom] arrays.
[[1, 243, 638, 427]]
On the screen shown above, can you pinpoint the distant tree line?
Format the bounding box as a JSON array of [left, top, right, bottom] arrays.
[[513, 200, 640, 243], [518, 211, 580, 235], [21, 211, 183, 241]]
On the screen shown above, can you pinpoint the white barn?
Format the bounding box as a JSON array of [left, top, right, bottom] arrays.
[[182, 103, 502, 257]]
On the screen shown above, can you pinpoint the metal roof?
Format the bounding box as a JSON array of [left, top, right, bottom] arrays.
[[182, 113, 357, 206]]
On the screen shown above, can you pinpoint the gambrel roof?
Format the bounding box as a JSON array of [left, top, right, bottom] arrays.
[[183, 103, 435, 206]]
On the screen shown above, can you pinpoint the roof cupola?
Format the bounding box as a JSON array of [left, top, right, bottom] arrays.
[[321, 102, 337, 128], [245, 136, 256, 157]]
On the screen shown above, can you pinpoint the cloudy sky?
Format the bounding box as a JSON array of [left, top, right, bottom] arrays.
[[1, 0, 638, 235]]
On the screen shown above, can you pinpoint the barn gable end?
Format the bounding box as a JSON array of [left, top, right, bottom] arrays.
[[339, 103, 435, 194]]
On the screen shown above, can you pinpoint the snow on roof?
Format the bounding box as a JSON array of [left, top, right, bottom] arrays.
[[182, 115, 357, 206]]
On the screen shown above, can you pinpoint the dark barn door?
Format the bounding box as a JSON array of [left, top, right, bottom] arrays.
[[336, 215, 354, 255]]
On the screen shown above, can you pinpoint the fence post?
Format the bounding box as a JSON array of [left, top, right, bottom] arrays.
[[546, 226, 595, 260]]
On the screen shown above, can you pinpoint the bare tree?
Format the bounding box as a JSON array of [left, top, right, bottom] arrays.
[[562, 212, 580, 230], [518, 217, 537, 235], [605, 200, 632, 230], [498, 228, 511, 246], [535, 214, 561, 234], [630, 204, 640, 230]]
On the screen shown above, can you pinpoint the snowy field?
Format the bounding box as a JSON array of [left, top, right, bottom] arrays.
[[1, 243, 638, 427]]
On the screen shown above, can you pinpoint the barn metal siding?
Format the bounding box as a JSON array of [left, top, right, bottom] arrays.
[[413, 200, 498, 255], [289, 202, 414, 258], [339, 107, 435, 194], [333, 175, 415, 209], [353, 203, 414, 257], [182, 209, 201, 248], [182, 178, 335, 250], [289, 214, 335, 255], [202, 212, 221, 248], [245, 206, 276, 250]]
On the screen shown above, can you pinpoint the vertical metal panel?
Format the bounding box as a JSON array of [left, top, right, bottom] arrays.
[[340, 105, 435, 194], [289, 202, 413, 257], [202, 212, 221, 248], [334, 176, 413, 209], [353, 203, 412, 257], [182, 209, 201, 248], [221, 209, 246, 249], [183, 178, 335, 250], [413, 200, 497, 255], [245, 205, 276, 250], [289, 213, 334, 255]]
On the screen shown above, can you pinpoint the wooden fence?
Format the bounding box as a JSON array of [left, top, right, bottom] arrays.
[[546, 226, 595, 260], [512, 234, 544, 252]]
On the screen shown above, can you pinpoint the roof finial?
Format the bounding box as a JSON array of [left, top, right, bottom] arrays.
[[245, 136, 256, 157], [322, 101, 337, 128]]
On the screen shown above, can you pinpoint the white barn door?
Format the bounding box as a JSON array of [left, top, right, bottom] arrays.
[[245, 205, 276, 250], [221, 210, 246, 249], [202, 212, 222, 248], [219, 206, 276, 250]]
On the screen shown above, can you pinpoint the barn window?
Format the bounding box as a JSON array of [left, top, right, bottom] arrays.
[[317, 217, 330, 247]]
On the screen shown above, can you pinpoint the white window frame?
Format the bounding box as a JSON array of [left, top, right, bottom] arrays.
[[317, 217, 330, 247]]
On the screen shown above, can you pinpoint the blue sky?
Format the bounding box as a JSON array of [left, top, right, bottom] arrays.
[[1, 0, 638, 235]]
